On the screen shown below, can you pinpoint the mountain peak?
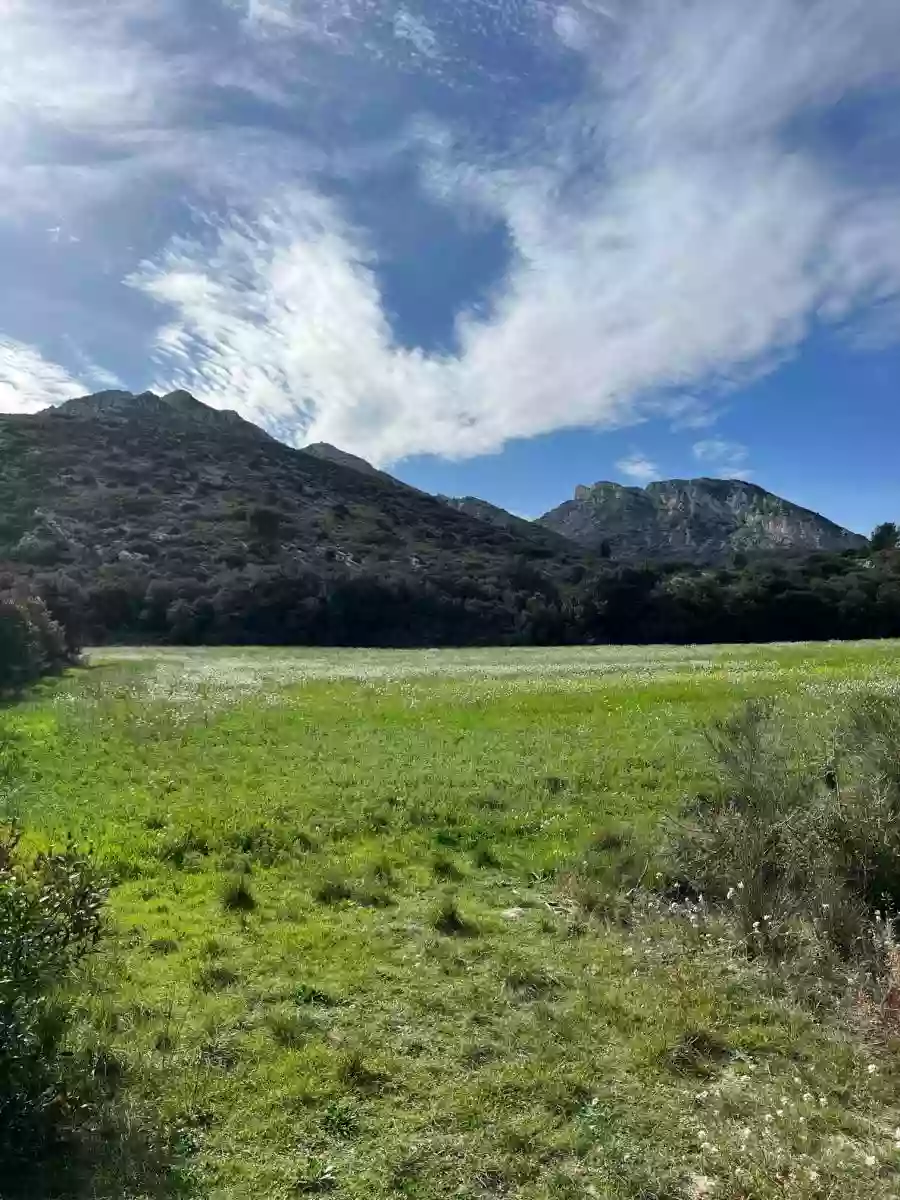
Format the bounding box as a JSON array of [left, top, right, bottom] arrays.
[[54, 389, 268, 438], [301, 443, 393, 482], [541, 476, 864, 562]]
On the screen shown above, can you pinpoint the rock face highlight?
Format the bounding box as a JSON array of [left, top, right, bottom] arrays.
[[538, 478, 865, 563]]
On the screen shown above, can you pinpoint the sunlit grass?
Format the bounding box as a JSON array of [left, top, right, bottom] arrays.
[[7, 641, 900, 1198]]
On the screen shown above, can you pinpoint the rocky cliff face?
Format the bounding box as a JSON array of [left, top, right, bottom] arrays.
[[538, 478, 865, 563]]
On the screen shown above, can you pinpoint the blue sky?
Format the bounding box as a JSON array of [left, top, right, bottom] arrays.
[[1, 1, 899, 533]]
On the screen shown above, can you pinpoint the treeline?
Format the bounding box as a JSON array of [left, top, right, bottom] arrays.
[[8, 543, 900, 648]]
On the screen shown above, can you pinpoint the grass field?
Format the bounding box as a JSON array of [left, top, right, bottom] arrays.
[[7, 642, 900, 1199]]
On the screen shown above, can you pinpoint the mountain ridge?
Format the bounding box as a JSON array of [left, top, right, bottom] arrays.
[[0, 389, 890, 647], [537, 476, 864, 563]]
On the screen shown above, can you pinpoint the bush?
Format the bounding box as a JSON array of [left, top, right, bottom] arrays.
[[667, 696, 900, 960], [0, 594, 75, 692], [0, 824, 107, 1146]]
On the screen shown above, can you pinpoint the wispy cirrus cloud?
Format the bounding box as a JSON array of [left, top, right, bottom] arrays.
[[0, 338, 85, 413], [1, 0, 900, 463]]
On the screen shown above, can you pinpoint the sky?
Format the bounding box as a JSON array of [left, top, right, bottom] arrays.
[[0, 0, 899, 533]]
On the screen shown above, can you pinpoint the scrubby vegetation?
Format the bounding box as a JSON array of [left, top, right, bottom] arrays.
[[0, 822, 106, 1153], [11, 543, 900, 649], [667, 695, 900, 962], [0, 593, 75, 691]]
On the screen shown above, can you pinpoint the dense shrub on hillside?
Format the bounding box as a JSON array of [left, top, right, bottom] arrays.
[[0, 594, 75, 690], [8, 544, 900, 648], [0, 823, 107, 1150]]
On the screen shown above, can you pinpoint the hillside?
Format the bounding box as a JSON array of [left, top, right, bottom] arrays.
[[439, 496, 576, 553], [539, 477, 865, 562], [0, 390, 587, 645]]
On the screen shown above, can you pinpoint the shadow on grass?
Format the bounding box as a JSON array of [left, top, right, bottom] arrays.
[[0, 1108, 195, 1200]]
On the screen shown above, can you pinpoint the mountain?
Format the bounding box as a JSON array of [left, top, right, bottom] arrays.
[[302, 442, 396, 482], [538, 478, 866, 563], [0, 390, 587, 645], [440, 496, 577, 553]]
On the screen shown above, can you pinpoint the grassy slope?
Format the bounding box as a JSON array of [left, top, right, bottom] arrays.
[[6, 643, 900, 1198]]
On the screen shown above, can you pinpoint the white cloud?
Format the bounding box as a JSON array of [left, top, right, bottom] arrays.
[[615, 453, 660, 485], [393, 10, 439, 58], [0, 339, 85, 414], [0, 0, 180, 136], [126, 0, 900, 463], [4, 0, 900, 460], [693, 438, 752, 479]]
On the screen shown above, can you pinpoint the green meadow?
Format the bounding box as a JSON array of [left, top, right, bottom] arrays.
[[7, 641, 900, 1199]]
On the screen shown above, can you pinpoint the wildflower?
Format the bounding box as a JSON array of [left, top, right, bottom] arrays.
[[865, 1155, 876, 1167], [737, 881, 745, 890], [867, 1063, 878, 1075], [752, 921, 760, 931], [776, 1109, 784, 1118], [822, 903, 830, 911], [763, 913, 773, 922], [802, 1093, 813, 1103]]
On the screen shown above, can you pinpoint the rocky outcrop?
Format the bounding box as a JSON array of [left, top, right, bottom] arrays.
[[538, 478, 865, 563]]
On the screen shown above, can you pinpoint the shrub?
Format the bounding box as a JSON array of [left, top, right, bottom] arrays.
[[0, 595, 75, 692], [0, 825, 107, 1146], [666, 696, 900, 960]]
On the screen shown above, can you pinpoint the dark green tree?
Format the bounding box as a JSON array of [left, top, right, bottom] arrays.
[[870, 522, 899, 553]]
